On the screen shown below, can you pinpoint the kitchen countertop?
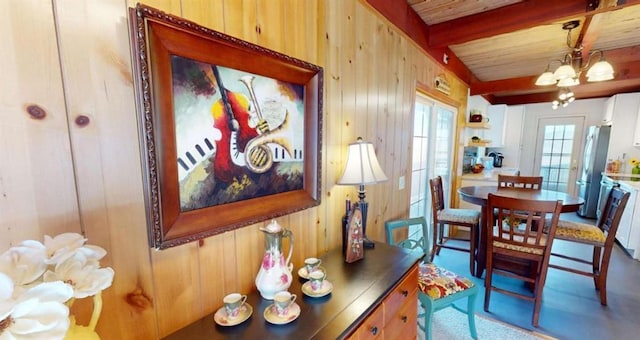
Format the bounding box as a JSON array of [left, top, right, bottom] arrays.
[[461, 167, 519, 181], [602, 173, 640, 190]]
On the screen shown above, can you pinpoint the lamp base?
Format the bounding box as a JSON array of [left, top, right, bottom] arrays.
[[363, 236, 375, 248]]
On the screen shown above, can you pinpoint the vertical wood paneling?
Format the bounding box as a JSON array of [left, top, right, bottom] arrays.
[[151, 244, 201, 336], [222, 0, 259, 43], [0, 0, 472, 338], [256, 0, 285, 52], [324, 0, 345, 252], [0, 0, 80, 249], [54, 0, 158, 338], [181, 0, 225, 32]]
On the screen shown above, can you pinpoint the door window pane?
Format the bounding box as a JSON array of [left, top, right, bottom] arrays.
[[539, 124, 575, 191]]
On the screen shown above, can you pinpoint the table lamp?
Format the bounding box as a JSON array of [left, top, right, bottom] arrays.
[[337, 137, 388, 248]]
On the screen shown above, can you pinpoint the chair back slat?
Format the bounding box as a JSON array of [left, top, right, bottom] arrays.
[[429, 176, 446, 212], [385, 217, 430, 262], [599, 187, 630, 240], [498, 175, 543, 190], [488, 193, 563, 257]]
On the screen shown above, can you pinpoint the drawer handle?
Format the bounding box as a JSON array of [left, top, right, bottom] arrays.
[[401, 289, 408, 297], [370, 326, 378, 335], [401, 315, 408, 323]]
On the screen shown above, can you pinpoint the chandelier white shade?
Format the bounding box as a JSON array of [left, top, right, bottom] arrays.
[[534, 71, 556, 86], [337, 138, 388, 185], [553, 64, 577, 81], [586, 59, 615, 82]]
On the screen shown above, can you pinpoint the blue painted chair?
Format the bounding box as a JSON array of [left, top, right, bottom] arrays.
[[385, 217, 478, 340]]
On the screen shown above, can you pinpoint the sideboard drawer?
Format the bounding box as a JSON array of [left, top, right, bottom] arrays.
[[384, 265, 418, 325], [384, 290, 418, 339], [350, 304, 384, 339]]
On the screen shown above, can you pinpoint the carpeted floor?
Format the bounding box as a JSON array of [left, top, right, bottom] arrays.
[[420, 307, 556, 340]]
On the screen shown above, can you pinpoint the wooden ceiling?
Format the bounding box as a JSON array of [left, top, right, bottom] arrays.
[[367, 0, 640, 105]]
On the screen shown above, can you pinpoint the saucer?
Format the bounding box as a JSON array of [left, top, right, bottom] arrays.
[[298, 266, 326, 279], [213, 303, 253, 326], [301, 280, 333, 298], [263, 302, 300, 325]]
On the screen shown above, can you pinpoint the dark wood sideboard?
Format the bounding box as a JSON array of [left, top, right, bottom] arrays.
[[163, 242, 422, 339]]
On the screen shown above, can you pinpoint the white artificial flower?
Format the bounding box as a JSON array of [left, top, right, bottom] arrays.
[[0, 273, 73, 340], [43, 233, 87, 265], [0, 242, 47, 288], [43, 251, 114, 299]]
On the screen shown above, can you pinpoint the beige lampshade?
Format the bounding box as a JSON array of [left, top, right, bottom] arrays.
[[337, 138, 388, 185]]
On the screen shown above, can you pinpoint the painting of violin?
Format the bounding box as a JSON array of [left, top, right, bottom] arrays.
[[170, 57, 305, 211]]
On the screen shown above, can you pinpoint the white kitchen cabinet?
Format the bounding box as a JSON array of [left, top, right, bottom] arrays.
[[606, 93, 640, 161], [617, 181, 640, 260], [632, 104, 640, 146], [603, 95, 615, 126], [484, 104, 507, 147]]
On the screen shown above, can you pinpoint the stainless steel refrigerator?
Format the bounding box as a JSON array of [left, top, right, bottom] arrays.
[[577, 125, 611, 218]]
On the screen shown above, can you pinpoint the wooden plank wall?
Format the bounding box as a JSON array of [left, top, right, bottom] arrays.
[[0, 0, 468, 338]]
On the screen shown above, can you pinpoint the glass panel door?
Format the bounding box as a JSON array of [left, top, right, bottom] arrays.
[[410, 93, 457, 225], [534, 116, 584, 193]]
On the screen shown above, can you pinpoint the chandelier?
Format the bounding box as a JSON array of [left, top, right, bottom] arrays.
[[552, 88, 575, 110], [535, 20, 615, 94]]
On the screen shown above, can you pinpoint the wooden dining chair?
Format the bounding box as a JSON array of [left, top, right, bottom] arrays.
[[548, 187, 630, 305], [497, 175, 544, 190], [484, 194, 563, 327], [385, 217, 478, 340], [429, 176, 480, 275]]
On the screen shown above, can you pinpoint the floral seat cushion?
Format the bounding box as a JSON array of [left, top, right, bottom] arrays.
[[438, 208, 480, 224], [553, 219, 606, 245], [418, 262, 475, 300]]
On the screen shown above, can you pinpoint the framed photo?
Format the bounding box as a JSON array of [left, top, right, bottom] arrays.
[[129, 4, 322, 249]]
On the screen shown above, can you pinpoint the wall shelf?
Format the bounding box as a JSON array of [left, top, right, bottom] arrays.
[[465, 122, 491, 129]]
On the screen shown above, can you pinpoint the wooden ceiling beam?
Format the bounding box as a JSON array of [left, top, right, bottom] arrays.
[[429, 0, 587, 47], [428, 0, 640, 48], [470, 76, 539, 96]]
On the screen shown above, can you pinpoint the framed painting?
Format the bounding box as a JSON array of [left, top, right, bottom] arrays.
[[129, 4, 322, 249]]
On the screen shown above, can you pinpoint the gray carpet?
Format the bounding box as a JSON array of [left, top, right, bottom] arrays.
[[421, 307, 556, 340]]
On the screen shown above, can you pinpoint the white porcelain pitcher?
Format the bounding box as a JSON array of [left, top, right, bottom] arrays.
[[255, 220, 294, 299]]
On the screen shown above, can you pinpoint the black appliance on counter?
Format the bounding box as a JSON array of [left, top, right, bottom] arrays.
[[488, 152, 504, 168], [577, 125, 611, 218]]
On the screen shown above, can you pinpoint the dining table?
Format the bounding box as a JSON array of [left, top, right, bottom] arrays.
[[458, 186, 585, 278]]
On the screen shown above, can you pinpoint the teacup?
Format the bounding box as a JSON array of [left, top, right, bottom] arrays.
[[273, 291, 297, 316], [304, 257, 322, 274], [308, 270, 326, 292], [223, 293, 247, 319]]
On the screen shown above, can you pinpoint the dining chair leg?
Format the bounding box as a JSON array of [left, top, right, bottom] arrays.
[[436, 223, 444, 255], [424, 302, 434, 340], [430, 224, 438, 261], [532, 277, 544, 327], [469, 225, 477, 276], [467, 289, 478, 339], [483, 257, 493, 312], [597, 246, 614, 305], [592, 247, 602, 289]]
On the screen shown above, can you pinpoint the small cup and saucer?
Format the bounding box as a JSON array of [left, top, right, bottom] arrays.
[[298, 257, 325, 279], [264, 291, 300, 325], [214, 293, 252, 326], [302, 270, 333, 298]]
